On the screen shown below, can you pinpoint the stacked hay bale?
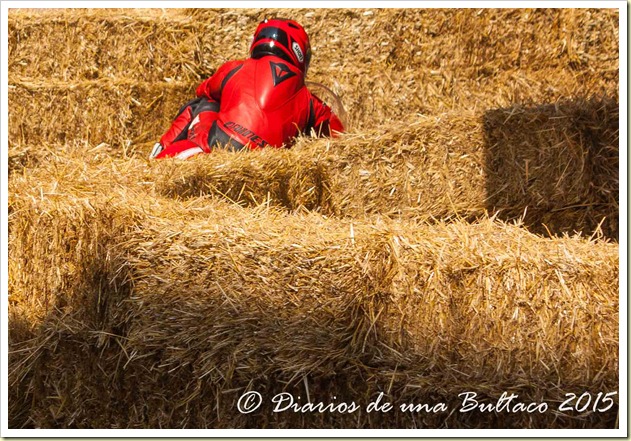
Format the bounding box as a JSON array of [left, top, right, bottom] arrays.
[[153, 145, 335, 213], [9, 184, 618, 428], [8, 8, 618, 147], [8, 149, 152, 428], [8, 198, 139, 428], [8, 78, 193, 152], [155, 102, 618, 238], [8, 7, 620, 430]]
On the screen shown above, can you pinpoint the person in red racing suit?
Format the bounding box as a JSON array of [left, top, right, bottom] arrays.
[[150, 18, 344, 160]]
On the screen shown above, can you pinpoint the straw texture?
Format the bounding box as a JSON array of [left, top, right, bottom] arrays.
[[8, 7, 619, 429]]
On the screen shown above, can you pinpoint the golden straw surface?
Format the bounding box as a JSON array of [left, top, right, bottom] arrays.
[[8, 7, 619, 429]]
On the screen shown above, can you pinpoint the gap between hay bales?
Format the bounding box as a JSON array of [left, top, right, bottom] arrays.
[[484, 96, 618, 240]]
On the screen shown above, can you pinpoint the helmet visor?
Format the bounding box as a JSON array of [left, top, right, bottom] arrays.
[[253, 27, 289, 48]]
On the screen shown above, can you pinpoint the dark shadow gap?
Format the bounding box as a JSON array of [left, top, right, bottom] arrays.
[[483, 96, 618, 241]]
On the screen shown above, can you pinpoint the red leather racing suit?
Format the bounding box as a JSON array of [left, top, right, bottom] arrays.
[[155, 55, 344, 159]]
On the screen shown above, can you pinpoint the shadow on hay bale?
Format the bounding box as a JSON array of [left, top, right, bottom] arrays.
[[483, 96, 618, 240], [7, 197, 138, 428], [9, 191, 619, 428], [7, 312, 39, 429]]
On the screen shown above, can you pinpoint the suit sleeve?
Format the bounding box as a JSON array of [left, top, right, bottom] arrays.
[[196, 60, 244, 101], [309, 94, 345, 137]]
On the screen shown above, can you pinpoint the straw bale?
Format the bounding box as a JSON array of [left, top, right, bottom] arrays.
[[150, 113, 486, 220], [7, 198, 130, 428], [10, 68, 614, 152], [9, 8, 618, 132], [484, 96, 619, 239], [9, 79, 193, 150], [322, 114, 487, 221], [150, 112, 486, 220], [7, 146, 246, 427], [9, 188, 618, 428], [11, 98, 615, 240], [10, 8, 618, 84], [155, 146, 334, 212], [8, 10, 218, 83], [155, 104, 617, 238], [114, 215, 617, 429], [378, 9, 618, 73], [7, 144, 247, 336], [9, 95, 618, 242], [7, 142, 166, 342], [8, 196, 136, 336]]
